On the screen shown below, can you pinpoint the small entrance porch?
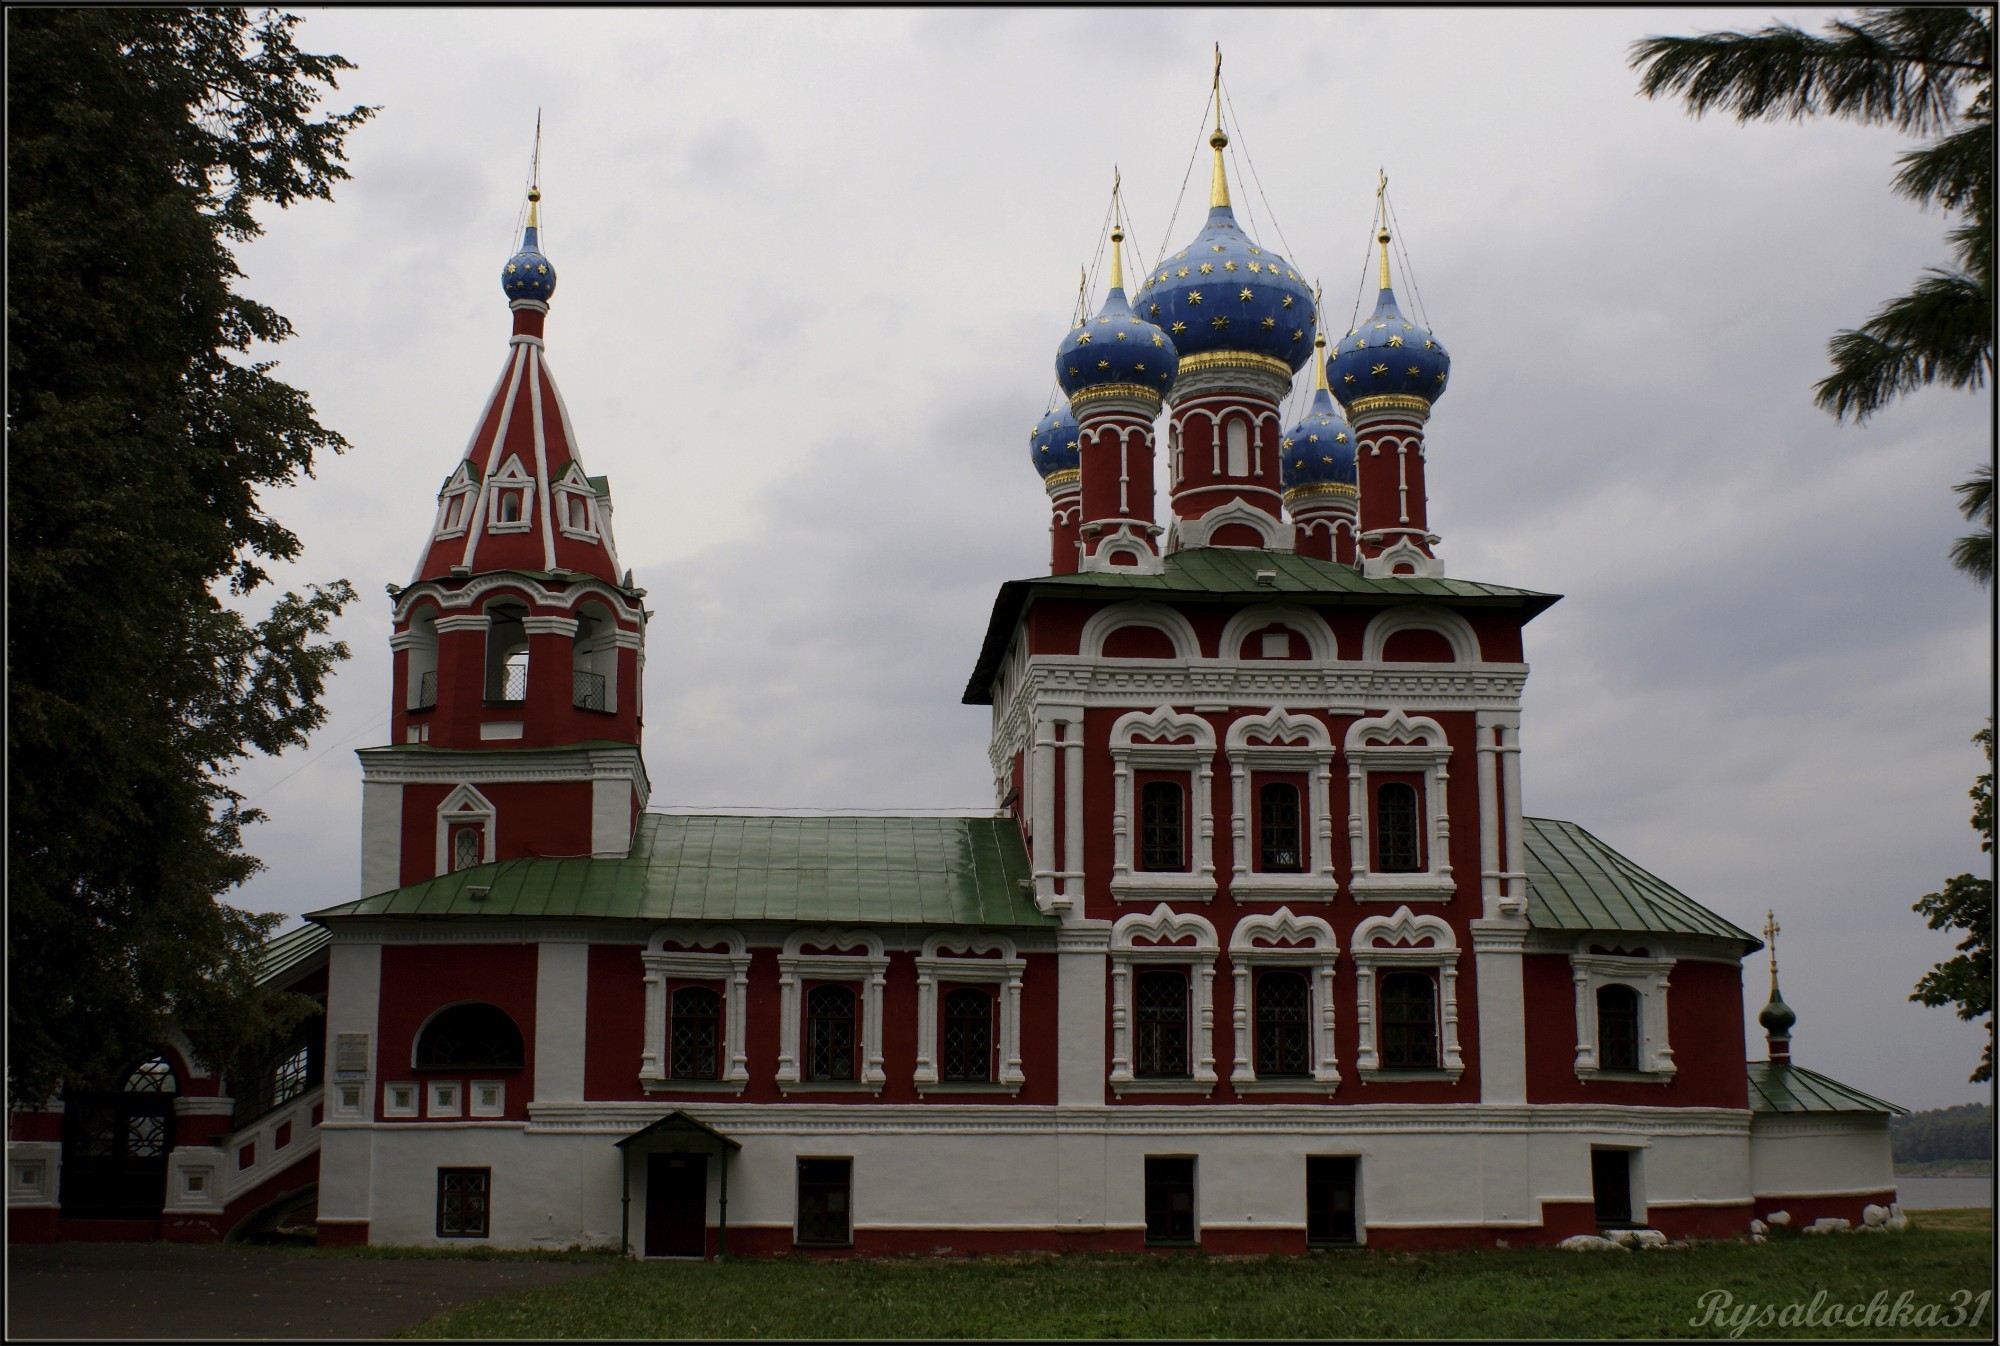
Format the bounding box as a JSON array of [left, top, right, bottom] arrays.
[[615, 1111, 740, 1260]]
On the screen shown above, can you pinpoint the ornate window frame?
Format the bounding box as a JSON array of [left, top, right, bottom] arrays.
[[434, 784, 497, 877], [1350, 905, 1463, 1081], [913, 934, 1025, 1093], [1344, 710, 1455, 902], [485, 455, 535, 534], [1571, 944, 1677, 1080], [553, 462, 600, 541], [1226, 709, 1338, 901], [1228, 908, 1340, 1091], [433, 462, 480, 540], [1109, 905, 1218, 1095], [1360, 604, 1479, 664], [1109, 706, 1219, 903], [640, 926, 750, 1092], [776, 929, 888, 1093], [1217, 604, 1338, 663]]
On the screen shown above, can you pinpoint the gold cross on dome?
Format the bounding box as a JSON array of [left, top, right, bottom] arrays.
[[1764, 910, 1781, 975]]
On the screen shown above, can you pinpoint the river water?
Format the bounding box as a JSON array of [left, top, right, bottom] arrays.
[[1895, 1176, 1992, 1209]]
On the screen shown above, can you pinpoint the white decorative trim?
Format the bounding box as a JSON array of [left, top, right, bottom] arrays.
[[358, 746, 649, 813], [1228, 908, 1341, 1089], [432, 462, 479, 541], [521, 614, 580, 637], [1350, 906, 1463, 1081], [434, 613, 493, 634], [1225, 708, 1338, 901], [393, 574, 644, 629], [1361, 604, 1479, 664], [641, 927, 751, 1088], [1571, 945, 1678, 1079], [384, 1082, 419, 1117], [1079, 603, 1201, 662], [777, 929, 889, 1091], [485, 454, 535, 534], [427, 1079, 463, 1118], [913, 934, 1026, 1091], [433, 783, 497, 877], [1360, 536, 1445, 579], [469, 1080, 506, 1117], [1078, 522, 1166, 575], [1108, 707, 1219, 903], [552, 462, 601, 541], [7, 1143, 60, 1207], [1217, 605, 1338, 663], [1109, 906, 1219, 1093], [1344, 710, 1455, 903], [1174, 497, 1293, 551]]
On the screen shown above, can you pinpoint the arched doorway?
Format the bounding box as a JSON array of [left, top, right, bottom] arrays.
[[60, 1056, 177, 1219]]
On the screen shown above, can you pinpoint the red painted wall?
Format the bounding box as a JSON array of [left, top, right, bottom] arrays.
[[1522, 953, 1749, 1108], [375, 943, 538, 1121]]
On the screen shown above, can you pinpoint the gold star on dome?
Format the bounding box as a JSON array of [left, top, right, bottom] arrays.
[[1335, 433, 1348, 444], [1387, 335, 1404, 348], [1151, 334, 1163, 347], [1293, 458, 1305, 471], [1283, 437, 1295, 449], [1066, 439, 1078, 450], [1291, 329, 1303, 340], [1097, 359, 1111, 369], [1134, 361, 1146, 372], [1373, 322, 1386, 329], [1098, 317, 1111, 325], [1406, 365, 1420, 376], [1247, 262, 1261, 273], [1068, 366, 1080, 376], [1188, 291, 1204, 304], [1172, 321, 1187, 334], [1402, 322, 1413, 330], [506, 264, 518, 273], [1436, 372, 1447, 382], [1224, 261, 1238, 272], [1322, 454, 1334, 465], [1211, 315, 1229, 329], [1175, 251, 1188, 259], [1343, 373, 1356, 384], [1238, 287, 1253, 301], [1261, 317, 1275, 330], [1176, 267, 1191, 278], [1211, 244, 1225, 252], [537, 264, 547, 273], [1353, 339, 1367, 351], [1076, 333, 1092, 345], [1424, 340, 1435, 350], [1371, 362, 1388, 375], [1308, 434, 1319, 444], [1115, 331, 1127, 341], [1199, 263, 1215, 274], [1149, 304, 1161, 317], [1281, 296, 1293, 308]]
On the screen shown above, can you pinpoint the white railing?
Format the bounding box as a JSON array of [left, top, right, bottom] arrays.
[[164, 1084, 324, 1216]]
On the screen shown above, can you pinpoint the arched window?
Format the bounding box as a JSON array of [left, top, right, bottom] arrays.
[[406, 609, 439, 711], [1258, 781, 1303, 873], [451, 825, 483, 872], [1375, 782, 1421, 872], [668, 984, 722, 1080], [572, 601, 617, 713], [1170, 424, 1183, 485], [941, 986, 994, 1082], [1254, 969, 1311, 1076], [484, 603, 529, 703], [1378, 971, 1438, 1069], [1596, 983, 1641, 1072], [1135, 968, 1190, 1077], [1139, 780, 1186, 872], [60, 1055, 179, 1219], [415, 1003, 524, 1071], [1226, 418, 1250, 477], [497, 490, 522, 524], [805, 983, 857, 1082]]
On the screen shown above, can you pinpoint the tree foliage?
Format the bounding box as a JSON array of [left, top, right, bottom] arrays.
[[1889, 1102, 1994, 1163], [7, 9, 373, 1105], [1631, 8, 1994, 582], [1910, 724, 1995, 1084]]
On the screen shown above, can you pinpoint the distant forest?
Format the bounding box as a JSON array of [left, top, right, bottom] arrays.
[[1890, 1103, 1994, 1163]]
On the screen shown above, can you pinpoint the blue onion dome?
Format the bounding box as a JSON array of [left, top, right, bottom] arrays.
[[1055, 225, 1179, 401], [1281, 359, 1358, 493], [1029, 402, 1082, 480], [1326, 227, 1449, 409], [1132, 128, 1316, 374], [501, 188, 557, 303]]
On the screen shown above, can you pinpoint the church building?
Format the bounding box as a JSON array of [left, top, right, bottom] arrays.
[[8, 97, 1901, 1254]]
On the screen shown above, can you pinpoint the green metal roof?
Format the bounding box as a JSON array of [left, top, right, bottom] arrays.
[[256, 923, 331, 985], [964, 548, 1560, 704], [1746, 1061, 1904, 1114], [309, 813, 1051, 929], [1522, 816, 1762, 951]]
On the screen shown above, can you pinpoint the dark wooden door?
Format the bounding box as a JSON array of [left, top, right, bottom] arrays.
[[1592, 1149, 1632, 1227], [645, 1153, 707, 1257]]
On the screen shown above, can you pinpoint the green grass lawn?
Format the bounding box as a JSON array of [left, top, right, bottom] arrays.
[[398, 1213, 1994, 1340]]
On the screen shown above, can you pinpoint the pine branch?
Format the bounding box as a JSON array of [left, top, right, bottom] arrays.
[[1630, 8, 1992, 137], [1814, 269, 1994, 421]]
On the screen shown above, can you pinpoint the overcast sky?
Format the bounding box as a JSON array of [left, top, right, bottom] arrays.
[[224, 8, 1992, 1111]]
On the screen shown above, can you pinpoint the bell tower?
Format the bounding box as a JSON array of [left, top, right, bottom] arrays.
[[356, 183, 649, 897]]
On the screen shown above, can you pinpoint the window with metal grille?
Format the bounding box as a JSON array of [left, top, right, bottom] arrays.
[[1375, 781, 1421, 872], [1134, 968, 1190, 1077], [796, 1157, 852, 1246], [1378, 971, 1439, 1069], [1596, 983, 1641, 1072], [451, 825, 482, 872], [1259, 781, 1303, 872], [805, 983, 857, 1082], [1139, 779, 1186, 871], [1254, 969, 1311, 1076], [1144, 1156, 1197, 1243], [1306, 1156, 1359, 1244], [941, 986, 994, 1082], [415, 1003, 524, 1071], [668, 984, 722, 1079], [437, 1167, 490, 1238]]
